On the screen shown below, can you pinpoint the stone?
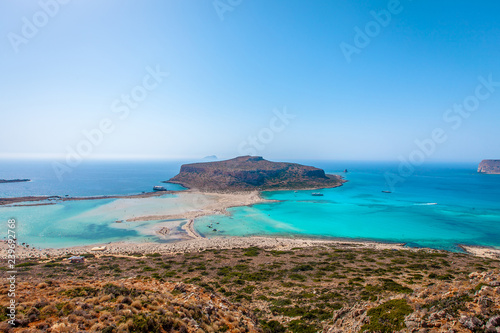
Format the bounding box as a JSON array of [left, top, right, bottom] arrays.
[[460, 316, 484, 330], [487, 316, 500, 328], [478, 160, 500, 174]]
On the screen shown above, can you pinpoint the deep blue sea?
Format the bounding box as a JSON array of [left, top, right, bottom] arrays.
[[0, 159, 187, 197], [1, 159, 499, 251]]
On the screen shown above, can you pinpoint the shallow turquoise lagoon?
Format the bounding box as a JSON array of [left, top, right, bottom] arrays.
[[195, 163, 500, 252], [0, 193, 191, 248]]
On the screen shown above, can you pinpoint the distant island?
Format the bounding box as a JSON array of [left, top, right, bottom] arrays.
[[202, 155, 218, 161], [478, 160, 500, 174], [166, 156, 344, 192], [0, 178, 30, 184]]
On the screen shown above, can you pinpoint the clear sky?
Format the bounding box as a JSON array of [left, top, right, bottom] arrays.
[[1, 0, 499, 162]]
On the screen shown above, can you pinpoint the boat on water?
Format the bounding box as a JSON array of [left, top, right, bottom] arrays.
[[115, 220, 123, 223], [381, 190, 391, 193], [312, 193, 324, 196], [153, 186, 167, 191]]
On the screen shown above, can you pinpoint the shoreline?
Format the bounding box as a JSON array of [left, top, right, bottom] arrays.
[[2, 233, 499, 260], [182, 218, 202, 239], [165, 174, 346, 193], [0, 236, 410, 260], [0, 190, 174, 206]]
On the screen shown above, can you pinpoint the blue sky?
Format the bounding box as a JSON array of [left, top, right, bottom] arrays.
[[1, 0, 499, 162]]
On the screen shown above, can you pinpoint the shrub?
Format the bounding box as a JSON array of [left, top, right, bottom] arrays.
[[422, 294, 472, 316], [260, 319, 286, 333], [63, 287, 98, 297], [15, 262, 39, 268], [102, 284, 141, 297], [291, 264, 314, 272], [44, 262, 62, 268], [289, 274, 307, 282], [361, 299, 413, 333], [243, 247, 260, 257], [287, 320, 318, 333]]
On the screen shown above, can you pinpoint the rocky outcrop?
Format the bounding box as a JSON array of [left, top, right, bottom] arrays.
[[478, 160, 500, 174], [166, 156, 344, 192], [324, 270, 500, 333]]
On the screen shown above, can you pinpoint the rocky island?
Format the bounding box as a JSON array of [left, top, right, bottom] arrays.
[[0, 178, 30, 184], [166, 156, 344, 192], [478, 160, 500, 174]]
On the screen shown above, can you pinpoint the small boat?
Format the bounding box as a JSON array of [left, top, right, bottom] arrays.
[[312, 193, 324, 196], [212, 229, 217, 232], [381, 191, 391, 193], [216, 222, 219, 224], [153, 186, 167, 191], [115, 220, 123, 223], [344, 169, 348, 173], [207, 225, 212, 228]]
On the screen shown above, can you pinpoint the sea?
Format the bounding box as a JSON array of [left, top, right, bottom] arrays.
[[1, 159, 499, 251]]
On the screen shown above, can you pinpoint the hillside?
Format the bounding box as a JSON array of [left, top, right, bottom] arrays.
[[3, 245, 500, 332], [166, 156, 344, 192], [478, 160, 500, 174]]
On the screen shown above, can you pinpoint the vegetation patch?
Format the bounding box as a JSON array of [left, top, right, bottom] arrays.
[[361, 299, 413, 333]]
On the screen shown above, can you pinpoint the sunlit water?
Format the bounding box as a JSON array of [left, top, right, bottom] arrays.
[[195, 162, 500, 252], [1, 160, 499, 251]]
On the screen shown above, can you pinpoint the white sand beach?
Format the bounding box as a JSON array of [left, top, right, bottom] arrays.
[[2, 235, 411, 260]]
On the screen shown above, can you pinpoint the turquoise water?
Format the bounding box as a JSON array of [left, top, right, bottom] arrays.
[[1, 160, 499, 251], [195, 162, 500, 252], [0, 199, 142, 248], [0, 193, 199, 248], [0, 187, 223, 248]]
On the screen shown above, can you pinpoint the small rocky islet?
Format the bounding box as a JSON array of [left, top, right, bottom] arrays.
[[166, 156, 344, 192], [478, 160, 500, 174]]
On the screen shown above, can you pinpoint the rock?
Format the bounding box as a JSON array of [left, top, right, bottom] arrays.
[[405, 320, 419, 330], [479, 285, 494, 296], [487, 316, 500, 328], [479, 296, 494, 307], [460, 316, 484, 330], [478, 160, 500, 174], [429, 310, 446, 320], [0, 322, 11, 333]]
